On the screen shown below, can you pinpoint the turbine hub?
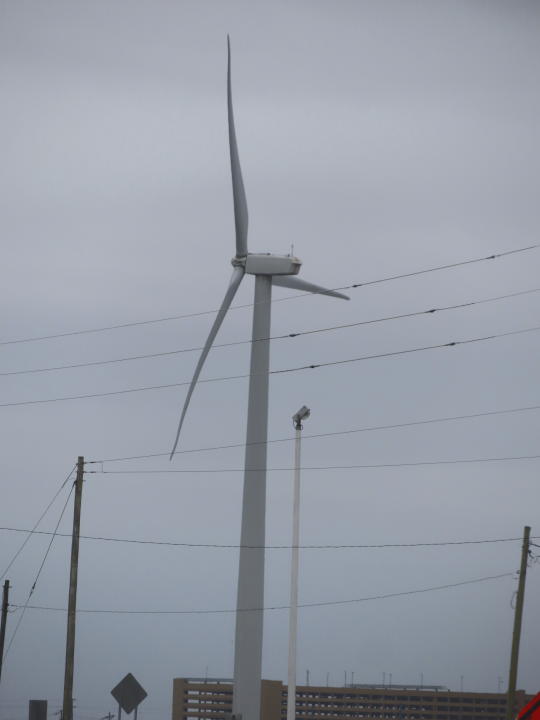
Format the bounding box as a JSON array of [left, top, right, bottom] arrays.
[[231, 256, 247, 268], [232, 253, 302, 276]]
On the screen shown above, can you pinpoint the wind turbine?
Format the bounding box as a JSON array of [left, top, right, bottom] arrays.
[[170, 37, 348, 720]]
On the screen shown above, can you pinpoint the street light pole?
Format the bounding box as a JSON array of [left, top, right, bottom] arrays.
[[287, 406, 310, 720]]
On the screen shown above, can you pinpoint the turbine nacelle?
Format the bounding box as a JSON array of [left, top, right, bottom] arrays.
[[233, 253, 302, 276]]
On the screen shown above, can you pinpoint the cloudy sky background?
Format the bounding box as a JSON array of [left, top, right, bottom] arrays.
[[1, 1, 539, 719]]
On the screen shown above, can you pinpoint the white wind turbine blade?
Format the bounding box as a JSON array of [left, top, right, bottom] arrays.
[[170, 266, 244, 459], [228, 36, 249, 259], [272, 275, 349, 300]]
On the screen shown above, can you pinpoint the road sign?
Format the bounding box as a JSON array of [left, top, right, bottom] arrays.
[[111, 673, 147, 715], [518, 694, 540, 720]]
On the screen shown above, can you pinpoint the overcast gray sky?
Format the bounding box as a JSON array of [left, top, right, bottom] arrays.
[[1, 1, 539, 718]]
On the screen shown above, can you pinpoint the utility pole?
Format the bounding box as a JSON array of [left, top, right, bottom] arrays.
[[0, 579, 10, 685], [62, 457, 84, 720], [506, 526, 531, 720]]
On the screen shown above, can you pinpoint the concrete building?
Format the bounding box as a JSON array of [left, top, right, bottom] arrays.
[[172, 678, 533, 720]]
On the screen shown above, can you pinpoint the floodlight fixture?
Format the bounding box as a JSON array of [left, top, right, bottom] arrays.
[[292, 406, 311, 429]]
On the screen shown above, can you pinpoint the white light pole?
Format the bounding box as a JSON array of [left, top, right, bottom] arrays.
[[287, 405, 310, 720]]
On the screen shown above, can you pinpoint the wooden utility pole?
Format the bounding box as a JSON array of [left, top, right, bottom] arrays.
[[0, 579, 10, 685], [506, 525, 531, 720], [62, 457, 84, 720]]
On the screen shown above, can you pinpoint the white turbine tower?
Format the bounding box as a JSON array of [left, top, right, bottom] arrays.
[[170, 37, 348, 720]]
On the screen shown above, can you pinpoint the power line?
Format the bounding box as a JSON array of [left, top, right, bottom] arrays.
[[283, 287, 540, 339], [0, 244, 536, 347], [2, 286, 539, 377], [4, 482, 75, 659], [0, 526, 536, 550], [88, 402, 540, 464], [273, 325, 540, 376], [28, 484, 75, 596], [88, 454, 540, 474], [343, 246, 539, 290], [9, 572, 517, 615], [0, 465, 76, 582], [1, 323, 539, 409]]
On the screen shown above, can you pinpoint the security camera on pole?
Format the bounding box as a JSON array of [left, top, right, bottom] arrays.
[[287, 406, 310, 720]]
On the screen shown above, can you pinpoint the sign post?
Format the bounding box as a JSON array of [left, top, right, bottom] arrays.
[[111, 674, 147, 720]]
